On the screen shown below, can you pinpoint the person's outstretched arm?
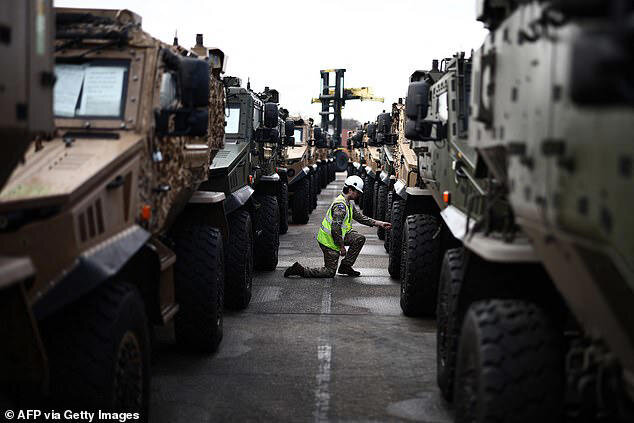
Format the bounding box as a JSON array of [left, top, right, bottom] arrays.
[[352, 203, 392, 230]]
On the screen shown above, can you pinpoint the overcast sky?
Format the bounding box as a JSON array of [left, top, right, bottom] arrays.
[[55, 0, 488, 124]]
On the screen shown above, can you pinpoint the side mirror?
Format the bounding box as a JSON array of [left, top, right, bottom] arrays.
[[285, 119, 295, 137], [264, 103, 279, 128], [286, 136, 295, 146], [406, 81, 430, 121], [179, 58, 210, 108], [155, 108, 208, 137], [405, 118, 446, 142]]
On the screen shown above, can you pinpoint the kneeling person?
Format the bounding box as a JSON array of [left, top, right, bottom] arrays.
[[285, 175, 391, 278]]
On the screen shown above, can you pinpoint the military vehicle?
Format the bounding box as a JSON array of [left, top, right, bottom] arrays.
[[347, 125, 368, 178], [346, 128, 366, 176], [282, 115, 314, 224], [0, 7, 228, 413], [386, 66, 443, 278], [212, 75, 283, 281], [402, 1, 634, 421]]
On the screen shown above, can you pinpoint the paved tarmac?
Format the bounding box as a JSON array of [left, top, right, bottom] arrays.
[[150, 172, 452, 422]]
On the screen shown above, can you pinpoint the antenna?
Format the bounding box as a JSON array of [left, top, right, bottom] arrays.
[[247, 77, 251, 90], [173, 29, 178, 46]]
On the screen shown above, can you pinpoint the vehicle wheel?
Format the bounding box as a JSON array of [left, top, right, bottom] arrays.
[[436, 248, 465, 401], [172, 222, 224, 352], [42, 283, 150, 414], [225, 210, 254, 310], [254, 194, 280, 270], [384, 190, 393, 252], [279, 182, 289, 235], [400, 214, 442, 316], [376, 184, 387, 240], [292, 177, 310, 224], [372, 182, 380, 219], [454, 300, 564, 423], [309, 173, 316, 211], [363, 176, 375, 216], [388, 198, 405, 278], [321, 164, 328, 188]]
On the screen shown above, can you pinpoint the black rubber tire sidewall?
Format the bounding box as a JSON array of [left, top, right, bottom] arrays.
[[436, 247, 465, 401], [292, 177, 310, 224], [388, 198, 405, 278], [399, 214, 442, 316], [42, 283, 151, 415], [172, 223, 224, 353], [254, 194, 280, 270], [279, 182, 289, 234], [454, 300, 564, 423], [376, 184, 387, 240], [384, 190, 393, 252], [225, 209, 254, 310]]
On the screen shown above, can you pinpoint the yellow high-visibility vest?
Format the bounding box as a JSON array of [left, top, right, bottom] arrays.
[[317, 194, 352, 251]]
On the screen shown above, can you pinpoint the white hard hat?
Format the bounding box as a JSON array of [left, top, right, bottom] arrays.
[[344, 175, 364, 193]]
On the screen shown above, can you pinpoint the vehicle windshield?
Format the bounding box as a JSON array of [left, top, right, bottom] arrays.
[[54, 60, 129, 119], [293, 128, 303, 145], [225, 105, 241, 134], [438, 92, 449, 121]]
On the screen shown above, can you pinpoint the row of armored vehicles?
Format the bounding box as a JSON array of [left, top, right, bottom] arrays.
[[347, 1, 634, 421], [0, 3, 337, 416]]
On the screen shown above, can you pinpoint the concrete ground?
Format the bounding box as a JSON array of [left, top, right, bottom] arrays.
[[150, 172, 453, 422]]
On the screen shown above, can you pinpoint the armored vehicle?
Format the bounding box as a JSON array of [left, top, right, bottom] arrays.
[[347, 125, 368, 177], [0, 8, 227, 413], [282, 116, 315, 224], [357, 115, 388, 224], [402, 1, 634, 421]]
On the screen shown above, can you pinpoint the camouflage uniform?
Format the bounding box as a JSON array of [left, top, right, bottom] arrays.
[[302, 199, 376, 278]]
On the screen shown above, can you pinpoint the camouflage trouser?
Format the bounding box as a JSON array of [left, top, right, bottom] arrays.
[[302, 231, 366, 278]]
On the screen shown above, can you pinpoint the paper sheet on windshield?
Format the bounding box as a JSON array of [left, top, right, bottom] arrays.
[[79, 66, 126, 116], [53, 65, 85, 117]]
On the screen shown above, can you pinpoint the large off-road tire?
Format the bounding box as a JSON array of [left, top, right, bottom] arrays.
[[279, 182, 289, 234], [384, 190, 393, 252], [173, 222, 224, 352], [363, 175, 374, 215], [436, 247, 465, 401], [225, 210, 254, 310], [400, 214, 442, 316], [42, 283, 150, 415], [309, 173, 316, 211], [454, 300, 564, 423], [321, 164, 328, 188], [254, 194, 280, 270], [292, 177, 310, 224], [376, 184, 387, 240], [388, 197, 406, 278]]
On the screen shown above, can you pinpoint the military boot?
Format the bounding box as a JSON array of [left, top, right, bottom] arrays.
[[337, 264, 361, 277], [284, 262, 305, 278]]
